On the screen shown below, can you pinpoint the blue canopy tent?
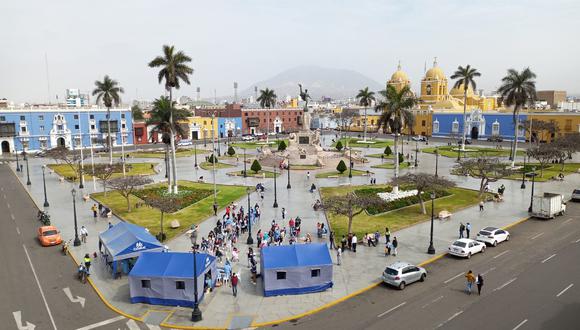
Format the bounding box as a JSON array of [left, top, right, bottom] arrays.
[[128, 252, 217, 307], [261, 243, 333, 297], [98, 222, 164, 277]]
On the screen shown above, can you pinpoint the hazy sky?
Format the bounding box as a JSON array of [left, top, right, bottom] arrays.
[[2, 0, 579, 103]]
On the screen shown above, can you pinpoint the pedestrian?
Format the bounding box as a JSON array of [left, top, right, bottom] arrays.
[[231, 273, 239, 297], [307, 171, 310, 179], [83, 253, 91, 272], [340, 235, 347, 252], [459, 222, 465, 238], [108, 222, 113, 229], [91, 204, 98, 218], [281, 207, 286, 220], [465, 270, 476, 294], [336, 247, 342, 265], [329, 230, 336, 250], [392, 237, 398, 256], [250, 260, 257, 284], [247, 247, 254, 267], [351, 234, 358, 253], [80, 226, 88, 243], [466, 222, 471, 238], [479, 200, 484, 211], [476, 273, 484, 295], [385, 227, 391, 243]]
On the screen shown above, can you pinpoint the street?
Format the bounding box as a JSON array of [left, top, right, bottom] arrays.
[[269, 202, 580, 330], [0, 165, 151, 330]]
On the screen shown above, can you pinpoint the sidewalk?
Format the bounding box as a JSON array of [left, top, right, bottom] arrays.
[[11, 145, 579, 329]]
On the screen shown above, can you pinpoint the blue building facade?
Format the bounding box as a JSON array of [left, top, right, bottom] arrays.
[[0, 108, 133, 155], [217, 117, 242, 139], [431, 109, 527, 141]]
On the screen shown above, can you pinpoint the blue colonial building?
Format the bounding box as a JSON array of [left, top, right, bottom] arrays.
[[217, 116, 242, 139], [431, 109, 527, 141], [0, 107, 133, 155]]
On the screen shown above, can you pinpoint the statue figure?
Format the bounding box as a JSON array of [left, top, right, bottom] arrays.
[[298, 84, 311, 112]]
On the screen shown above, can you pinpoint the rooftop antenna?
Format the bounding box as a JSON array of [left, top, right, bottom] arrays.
[[424, 60, 427, 74], [214, 89, 217, 105], [45, 53, 51, 104], [196, 87, 201, 101], [254, 86, 258, 101], [234, 82, 238, 104]]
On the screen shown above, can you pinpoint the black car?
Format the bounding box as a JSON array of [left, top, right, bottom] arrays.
[[487, 136, 503, 142], [457, 139, 472, 145]]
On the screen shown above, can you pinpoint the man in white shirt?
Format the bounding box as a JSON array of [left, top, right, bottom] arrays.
[[351, 234, 358, 253], [80, 226, 88, 244]]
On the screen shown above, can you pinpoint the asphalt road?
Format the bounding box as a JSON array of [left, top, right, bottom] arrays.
[[0, 165, 152, 330], [268, 202, 580, 330]]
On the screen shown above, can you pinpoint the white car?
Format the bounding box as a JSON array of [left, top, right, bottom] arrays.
[[241, 135, 254, 141], [476, 227, 510, 246], [448, 238, 486, 258], [177, 139, 193, 146], [412, 135, 427, 142]]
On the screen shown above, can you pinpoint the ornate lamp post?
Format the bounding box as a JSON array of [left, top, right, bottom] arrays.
[[79, 161, 84, 189], [435, 147, 439, 177], [243, 148, 247, 178], [15, 148, 20, 172], [286, 158, 291, 189], [457, 144, 461, 161], [427, 192, 436, 254], [520, 156, 527, 189], [71, 188, 81, 246], [414, 140, 419, 167], [246, 187, 253, 244], [348, 144, 353, 178], [25, 152, 31, 186], [211, 116, 218, 216], [528, 167, 537, 213], [215, 111, 221, 156], [41, 165, 49, 207], [190, 234, 202, 322], [203, 128, 207, 148], [194, 139, 198, 168], [273, 165, 278, 208]]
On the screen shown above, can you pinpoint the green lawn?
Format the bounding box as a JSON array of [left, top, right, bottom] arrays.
[[114, 148, 208, 159], [199, 161, 235, 170], [422, 146, 525, 158], [91, 180, 247, 241], [321, 185, 483, 239], [227, 170, 280, 178], [505, 162, 580, 182], [230, 139, 288, 150], [366, 153, 395, 159], [48, 162, 158, 182], [315, 169, 369, 178], [371, 162, 411, 170], [331, 138, 393, 149]]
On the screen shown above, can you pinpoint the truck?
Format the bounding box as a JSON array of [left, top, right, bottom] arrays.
[[531, 193, 566, 219]]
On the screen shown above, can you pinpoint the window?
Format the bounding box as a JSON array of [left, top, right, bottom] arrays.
[[141, 280, 151, 288], [0, 116, 5, 121], [90, 125, 95, 130], [75, 125, 79, 129], [38, 115, 44, 121], [276, 271, 287, 280], [74, 114, 79, 119], [452, 119, 459, 133], [421, 120, 426, 127], [402, 267, 413, 274], [121, 113, 125, 119], [565, 119, 572, 131], [39, 125, 44, 131], [40, 140, 47, 149], [57, 125, 64, 131], [122, 124, 126, 129], [20, 116, 25, 121], [433, 120, 439, 134], [175, 281, 185, 290], [90, 114, 94, 119], [99, 120, 119, 133], [311, 269, 320, 278], [21, 126, 27, 133]]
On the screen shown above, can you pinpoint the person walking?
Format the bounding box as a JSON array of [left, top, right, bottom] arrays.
[[83, 253, 92, 272], [340, 235, 347, 252], [80, 226, 88, 244], [307, 171, 311, 179], [465, 270, 476, 294], [466, 222, 472, 239], [351, 234, 358, 253], [392, 237, 398, 256], [385, 227, 391, 244], [459, 222, 465, 238], [479, 200, 484, 211], [336, 247, 342, 265], [91, 204, 98, 218], [329, 230, 336, 250], [281, 207, 286, 220], [231, 273, 239, 297], [385, 241, 392, 256], [476, 273, 484, 295]]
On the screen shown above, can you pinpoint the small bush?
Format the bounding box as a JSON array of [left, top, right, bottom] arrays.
[[251, 159, 262, 173], [208, 154, 218, 163], [384, 146, 392, 156], [227, 146, 236, 156], [278, 140, 287, 151], [398, 153, 404, 164], [336, 160, 347, 174], [336, 141, 343, 151]]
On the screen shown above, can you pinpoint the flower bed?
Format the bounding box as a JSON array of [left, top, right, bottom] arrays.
[[133, 185, 213, 213], [355, 186, 450, 215]]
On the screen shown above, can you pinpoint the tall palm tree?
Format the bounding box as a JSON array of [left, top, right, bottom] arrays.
[[450, 65, 481, 153], [92, 75, 124, 165], [356, 87, 376, 142], [147, 96, 189, 191], [148, 45, 194, 193], [497, 68, 537, 167], [376, 85, 417, 191], [257, 88, 277, 143]]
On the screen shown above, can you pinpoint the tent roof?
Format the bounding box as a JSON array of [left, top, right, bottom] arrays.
[[261, 243, 332, 269], [129, 252, 215, 278], [99, 222, 164, 260]]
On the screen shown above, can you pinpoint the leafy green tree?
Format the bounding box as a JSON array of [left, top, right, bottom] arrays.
[[251, 159, 262, 173], [451, 65, 481, 152], [336, 140, 343, 151], [277, 140, 287, 151], [92, 75, 124, 165], [227, 146, 236, 156], [131, 104, 144, 120], [336, 160, 347, 174], [398, 153, 404, 164], [384, 146, 392, 156]]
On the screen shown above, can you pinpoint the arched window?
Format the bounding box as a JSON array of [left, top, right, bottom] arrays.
[[492, 120, 500, 136], [452, 119, 459, 133], [433, 119, 440, 134]]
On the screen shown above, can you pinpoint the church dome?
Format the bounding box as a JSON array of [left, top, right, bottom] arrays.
[[424, 58, 446, 80], [390, 63, 410, 82]]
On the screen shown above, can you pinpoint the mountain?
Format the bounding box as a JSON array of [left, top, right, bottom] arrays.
[[241, 66, 383, 101]]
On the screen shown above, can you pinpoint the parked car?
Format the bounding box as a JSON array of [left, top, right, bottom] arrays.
[[476, 227, 510, 246], [571, 189, 580, 202], [241, 135, 254, 141], [382, 261, 427, 290], [412, 135, 427, 142], [448, 238, 486, 258], [38, 225, 63, 247], [487, 136, 503, 142], [177, 139, 193, 146], [457, 139, 472, 145]]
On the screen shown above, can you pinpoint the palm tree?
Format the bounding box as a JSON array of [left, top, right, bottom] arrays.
[[356, 87, 376, 142], [148, 45, 194, 193], [376, 85, 417, 191], [257, 88, 277, 143], [497, 68, 537, 167], [147, 97, 189, 191], [92, 75, 124, 165], [450, 65, 481, 153]]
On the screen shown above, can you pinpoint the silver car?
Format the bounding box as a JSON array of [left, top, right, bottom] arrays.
[[572, 189, 580, 202], [382, 261, 427, 290]]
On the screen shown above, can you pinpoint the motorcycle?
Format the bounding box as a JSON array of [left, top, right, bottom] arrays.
[[37, 210, 51, 226], [77, 265, 89, 284]]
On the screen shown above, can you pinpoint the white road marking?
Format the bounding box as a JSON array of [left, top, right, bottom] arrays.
[[145, 324, 162, 330], [556, 283, 574, 297], [63, 287, 86, 308], [541, 254, 557, 263], [444, 272, 464, 284], [125, 320, 141, 330], [13, 311, 36, 330], [436, 310, 463, 328], [421, 295, 444, 308], [530, 232, 544, 240], [76, 315, 125, 330], [377, 302, 406, 318], [11, 213, 15, 220], [6, 202, 10, 208], [574, 238, 580, 243], [493, 250, 510, 259], [494, 277, 517, 291], [482, 267, 496, 275], [16, 227, 20, 235], [512, 319, 528, 330], [562, 218, 573, 225], [22, 244, 57, 330]]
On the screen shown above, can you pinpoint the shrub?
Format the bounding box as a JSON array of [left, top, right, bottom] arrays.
[[336, 160, 347, 174], [227, 146, 236, 156], [398, 153, 404, 164], [336, 141, 343, 151], [384, 146, 392, 156], [251, 159, 262, 173], [208, 154, 218, 163], [277, 140, 287, 151]]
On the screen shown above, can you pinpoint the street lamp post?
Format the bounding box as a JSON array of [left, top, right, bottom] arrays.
[[286, 159, 291, 189], [348, 145, 353, 178], [528, 167, 536, 213], [435, 147, 439, 177], [414, 141, 419, 167], [190, 233, 202, 322], [243, 148, 247, 178], [15, 148, 20, 172], [79, 161, 84, 189], [456, 144, 461, 161], [71, 188, 81, 246], [41, 165, 49, 207], [520, 157, 527, 189], [273, 165, 278, 208], [427, 192, 436, 254], [25, 153, 31, 186], [194, 139, 198, 168], [246, 187, 253, 244], [211, 115, 218, 216]]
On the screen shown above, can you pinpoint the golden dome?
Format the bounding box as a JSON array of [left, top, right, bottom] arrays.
[[390, 62, 410, 83], [424, 58, 446, 80]]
